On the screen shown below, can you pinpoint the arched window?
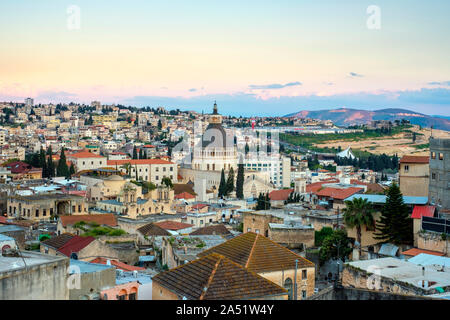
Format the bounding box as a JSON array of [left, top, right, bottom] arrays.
[[284, 278, 293, 300]]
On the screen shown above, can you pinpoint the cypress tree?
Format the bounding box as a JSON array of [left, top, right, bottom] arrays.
[[218, 169, 226, 198], [46, 146, 55, 178], [57, 147, 69, 178], [225, 167, 235, 196], [69, 163, 76, 176], [374, 183, 413, 245], [139, 148, 144, 159], [236, 163, 244, 199], [132, 146, 138, 159], [39, 147, 48, 178]]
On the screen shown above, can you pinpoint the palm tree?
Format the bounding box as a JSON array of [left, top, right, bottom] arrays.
[[120, 163, 131, 177], [343, 197, 375, 258]]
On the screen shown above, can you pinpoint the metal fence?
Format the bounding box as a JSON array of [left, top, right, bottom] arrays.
[[422, 216, 450, 234]]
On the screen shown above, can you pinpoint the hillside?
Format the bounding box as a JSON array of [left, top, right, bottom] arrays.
[[286, 108, 450, 131]]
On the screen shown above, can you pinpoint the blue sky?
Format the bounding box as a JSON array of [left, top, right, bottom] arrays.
[[0, 0, 449, 116]]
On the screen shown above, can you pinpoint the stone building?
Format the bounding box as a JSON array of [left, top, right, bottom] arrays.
[[429, 137, 450, 209], [7, 194, 88, 221], [399, 155, 429, 197]]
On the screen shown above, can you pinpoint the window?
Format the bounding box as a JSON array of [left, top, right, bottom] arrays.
[[247, 228, 251, 232], [404, 165, 409, 172], [302, 290, 307, 299], [156, 176, 159, 180], [78, 205, 81, 212], [43, 209, 47, 216], [117, 295, 126, 300], [35, 209, 39, 217], [302, 270, 307, 279], [163, 167, 166, 172], [439, 153, 444, 160], [128, 293, 136, 300], [156, 167, 159, 172], [200, 220, 203, 224], [431, 152, 436, 159], [255, 229, 260, 234], [170, 167, 173, 171], [432, 172, 437, 180]]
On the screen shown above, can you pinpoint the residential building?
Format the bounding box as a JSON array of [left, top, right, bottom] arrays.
[[399, 155, 429, 197], [429, 137, 450, 209]]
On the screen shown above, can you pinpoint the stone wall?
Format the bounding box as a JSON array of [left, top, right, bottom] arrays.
[[308, 286, 438, 300], [268, 228, 314, 249], [0, 255, 69, 300], [417, 231, 450, 256], [69, 266, 116, 300]]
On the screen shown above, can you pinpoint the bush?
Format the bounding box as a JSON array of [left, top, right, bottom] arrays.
[[315, 227, 334, 247]]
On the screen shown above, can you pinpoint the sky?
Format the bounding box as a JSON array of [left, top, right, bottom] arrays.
[[0, 0, 449, 117]]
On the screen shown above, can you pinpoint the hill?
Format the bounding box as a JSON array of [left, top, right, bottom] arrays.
[[286, 108, 450, 131]]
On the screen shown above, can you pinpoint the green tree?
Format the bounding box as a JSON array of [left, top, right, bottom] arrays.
[[56, 147, 70, 178], [343, 197, 375, 257], [315, 227, 334, 246], [157, 119, 162, 130], [40, 147, 48, 178], [69, 163, 76, 176], [225, 167, 235, 196], [319, 229, 352, 265], [139, 148, 144, 159], [161, 177, 173, 189], [374, 183, 413, 245], [218, 169, 227, 198], [46, 146, 55, 178], [132, 146, 138, 159], [235, 163, 245, 199]]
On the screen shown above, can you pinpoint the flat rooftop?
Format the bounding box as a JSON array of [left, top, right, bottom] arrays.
[[346, 257, 450, 291], [0, 251, 68, 274]]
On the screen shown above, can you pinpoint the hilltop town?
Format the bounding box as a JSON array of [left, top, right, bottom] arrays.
[[0, 99, 449, 301]]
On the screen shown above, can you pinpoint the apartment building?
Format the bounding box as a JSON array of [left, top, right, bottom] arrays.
[[107, 159, 178, 185]]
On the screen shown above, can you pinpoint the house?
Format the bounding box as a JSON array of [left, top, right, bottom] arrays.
[[410, 205, 436, 247], [57, 213, 118, 235], [399, 155, 429, 197], [68, 151, 107, 172], [0, 251, 69, 300], [198, 232, 316, 300], [89, 257, 145, 272], [153, 253, 288, 300], [154, 221, 194, 235], [4, 161, 42, 180], [268, 189, 294, 207]]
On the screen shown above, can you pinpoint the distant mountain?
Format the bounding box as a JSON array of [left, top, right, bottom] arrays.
[[286, 108, 450, 131]]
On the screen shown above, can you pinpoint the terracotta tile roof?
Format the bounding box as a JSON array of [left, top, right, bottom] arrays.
[[90, 257, 145, 272], [306, 179, 340, 193], [191, 203, 209, 210], [107, 159, 174, 166], [316, 187, 364, 200], [268, 189, 294, 201], [41, 233, 74, 250], [174, 192, 195, 200], [190, 225, 231, 236], [58, 236, 95, 257], [137, 223, 171, 236], [198, 232, 314, 273], [68, 151, 105, 159], [173, 184, 196, 196], [154, 221, 193, 231], [399, 155, 429, 164], [59, 214, 117, 227], [402, 248, 445, 257], [411, 205, 436, 219], [152, 253, 287, 300]]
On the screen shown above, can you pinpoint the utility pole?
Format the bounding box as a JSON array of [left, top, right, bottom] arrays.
[[294, 259, 298, 300]]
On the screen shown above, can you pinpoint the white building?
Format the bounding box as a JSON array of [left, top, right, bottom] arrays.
[[67, 151, 107, 172], [243, 155, 291, 188]]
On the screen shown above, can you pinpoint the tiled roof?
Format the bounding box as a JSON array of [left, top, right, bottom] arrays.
[[411, 205, 436, 219], [59, 214, 117, 227], [68, 151, 105, 159], [41, 233, 74, 250], [58, 236, 96, 257], [107, 159, 174, 166], [306, 179, 340, 193], [269, 189, 294, 201], [174, 192, 196, 200], [137, 223, 171, 236], [89, 257, 145, 272], [400, 155, 429, 164], [191, 203, 209, 210], [402, 248, 445, 257], [152, 253, 287, 300], [155, 221, 194, 231], [316, 187, 364, 200], [198, 232, 314, 273], [190, 225, 231, 236], [173, 184, 196, 196]]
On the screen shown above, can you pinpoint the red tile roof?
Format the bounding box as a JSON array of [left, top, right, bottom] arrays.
[[402, 248, 445, 257], [316, 187, 364, 200], [191, 203, 209, 210], [411, 205, 436, 219], [190, 225, 231, 236], [137, 223, 171, 236], [154, 221, 194, 231], [59, 214, 117, 227], [400, 155, 429, 164], [58, 236, 95, 257], [174, 192, 195, 200], [306, 179, 340, 193], [107, 159, 174, 166], [269, 189, 294, 201], [68, 151, 105, 159], [90, 257, 145, 272]]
